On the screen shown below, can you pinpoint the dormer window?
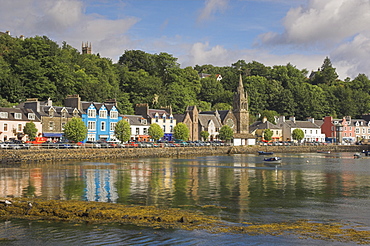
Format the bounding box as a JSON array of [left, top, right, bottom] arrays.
[[14, 113, 22, 119], [28, 113, 35, 120], [0, 112, 8, 118], [88, 109, 96, 118], [141, 119, 147, 124], [110, 111, 118, 119], [99, 109, 107, 118]]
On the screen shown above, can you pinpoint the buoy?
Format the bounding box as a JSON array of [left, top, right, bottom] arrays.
[[306, 160, 309, 163]]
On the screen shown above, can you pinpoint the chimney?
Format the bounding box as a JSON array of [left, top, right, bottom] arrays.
[[65, 95, 81, 110], [24, 98, 40, 113], [135, 103, 149, 118], [307, 117, 314, 123], [262, 116, 267, 123], [46, 97, 52, 106], [5, 31, 10, 35], [104, 98, 117, 107], [289, 116, 296, 123]]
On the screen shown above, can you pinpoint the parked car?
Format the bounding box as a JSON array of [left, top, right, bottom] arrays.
[[85, 141, 102, 148]]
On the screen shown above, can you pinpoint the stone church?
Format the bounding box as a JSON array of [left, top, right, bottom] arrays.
[[175, 74, 255, 145]]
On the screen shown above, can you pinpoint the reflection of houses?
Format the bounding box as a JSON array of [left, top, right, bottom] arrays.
[[135, 104, 176, 141], [21, 98, 79, 141], [276, 116, 325, 142], [0, 107, 42, 142], [249, 117, 282, 142], [122, 115, 150, 141], [65, 95, 122, 142], [84, 169, 118, 203]]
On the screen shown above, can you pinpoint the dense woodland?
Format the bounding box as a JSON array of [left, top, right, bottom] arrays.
[[1, 34, 370, 122]]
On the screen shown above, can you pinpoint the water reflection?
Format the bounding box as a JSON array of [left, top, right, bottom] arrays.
[[1, 152, 370, 226]]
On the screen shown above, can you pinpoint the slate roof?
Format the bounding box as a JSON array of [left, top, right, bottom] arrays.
[[0, 107, 41, 122], [198, 114, 222, 128], [148, 109, 170, 118], [173, 114, 186, 123], [249, 121, 280, 132], [284, 120, 321, 129], [122, 115, 148, 125]]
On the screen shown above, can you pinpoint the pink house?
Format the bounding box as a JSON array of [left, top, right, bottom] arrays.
[[0, 107, 42, 142], [321, 116, 355, 143]]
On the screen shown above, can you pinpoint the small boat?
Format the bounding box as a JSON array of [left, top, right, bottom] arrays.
[[317, 151, 330, 154], [263, 157, 282, 165], [354, 153, 362, 159], [258, 151, 274, 155]]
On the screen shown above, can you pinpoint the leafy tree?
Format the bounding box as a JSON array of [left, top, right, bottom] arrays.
[[259, 110, 278, 123], [173, 123, 189, 141], [114, 120, 131, 143], [148, 123, 164, 141], [311, 57, 338, 85], [200, 131, 210, 141], [63, 118, 87, 142], [23, 121, 38, 141], [219, 125, 234, 141], [263, 129, 273, 141], [292, 129, 304, 142]]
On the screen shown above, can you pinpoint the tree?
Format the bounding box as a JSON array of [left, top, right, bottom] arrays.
[[219, 125, 234, 141], [263, 129, 273, 141], [259, 110, 278, 123], [173, 123, 189, 141], [200, 131, 210, 141], [114, 120, 131, 143], [148, 123, 164, 141], [292, 129, 304, 142], [63, 118, 87, 142], [23, 122, 38, 141]]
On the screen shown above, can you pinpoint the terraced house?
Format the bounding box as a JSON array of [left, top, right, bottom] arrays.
[[0, 107, 42, 142], [65, 95, 122, 142], [21, 98, 79, 141]]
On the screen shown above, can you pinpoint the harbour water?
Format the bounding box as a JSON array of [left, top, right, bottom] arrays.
[[0, 152, 369, 245]]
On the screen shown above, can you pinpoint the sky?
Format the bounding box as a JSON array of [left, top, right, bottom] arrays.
[[1, 0, 370, 79]]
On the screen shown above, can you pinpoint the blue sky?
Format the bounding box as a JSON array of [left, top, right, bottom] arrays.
[[2, 0, 370, 79]]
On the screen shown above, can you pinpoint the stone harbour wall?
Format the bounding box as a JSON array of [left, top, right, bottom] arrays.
[[0, 145, 368, 164]]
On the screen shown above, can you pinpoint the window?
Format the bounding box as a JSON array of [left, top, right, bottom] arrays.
[[310, 130, 312, 134], [17, 124, 22, 132], [110, 122, 116, 131], [368, 128, 370, 134], [87, 134, 95, 142], [110, 111, 118, 119], [49, 110, 54, 117], [316, 130, 318, 134], [350, 127, 352, 131], [88, 121, 96, 130], [99, 110, 107, 118], [363, 128, 366, 134], [15, 113, 22, 119], [28, 113, 35, 120], [49, 122, 54, 130], [3, 123, 8, 131], [61, 122, 66, 130], [304, 130, 307, 134], [0, 112, 8, 118], [170, 117, 173, 123], [101, 121, 106, 131], [163, 115, 166, 123], [143, 128, 148, 135], [344, 127, 346, 131], [141, 119, 147, 124], [155, 116, 159, 123], [136, 128, 139, 135], [356, 128, 360, 134], [170, 125, 173, 132], [88, 109, 96, 118], [163, 125, 166, 132]]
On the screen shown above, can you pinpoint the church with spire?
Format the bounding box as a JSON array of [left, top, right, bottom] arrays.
[[232, 74, 255, 145], [173, 73, 255, 145]]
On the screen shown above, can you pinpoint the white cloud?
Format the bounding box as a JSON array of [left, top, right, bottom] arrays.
[[0, 0, 139, 59], [259, 0, 370, 45], [198, 0, 229, 22]]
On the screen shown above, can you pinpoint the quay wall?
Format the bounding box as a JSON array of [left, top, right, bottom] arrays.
[[0, 145, 368, 164]]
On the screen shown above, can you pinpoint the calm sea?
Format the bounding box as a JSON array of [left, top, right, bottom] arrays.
[[0, 152, 369, 245]]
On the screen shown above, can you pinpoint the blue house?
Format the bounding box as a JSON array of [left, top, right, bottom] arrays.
[[65, 95, 122, 142]]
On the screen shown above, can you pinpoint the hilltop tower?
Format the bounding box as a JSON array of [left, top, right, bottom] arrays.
[[82, 42, 92, 54]]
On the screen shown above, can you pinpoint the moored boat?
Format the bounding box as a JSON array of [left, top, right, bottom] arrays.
[[263, 157, 282, 165], [258, 151, 274, 155]]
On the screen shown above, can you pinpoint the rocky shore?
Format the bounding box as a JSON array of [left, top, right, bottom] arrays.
[[0, 145, 368, 164]]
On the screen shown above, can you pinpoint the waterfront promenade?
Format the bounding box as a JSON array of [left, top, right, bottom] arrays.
[[0, 145, 368, 163]]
